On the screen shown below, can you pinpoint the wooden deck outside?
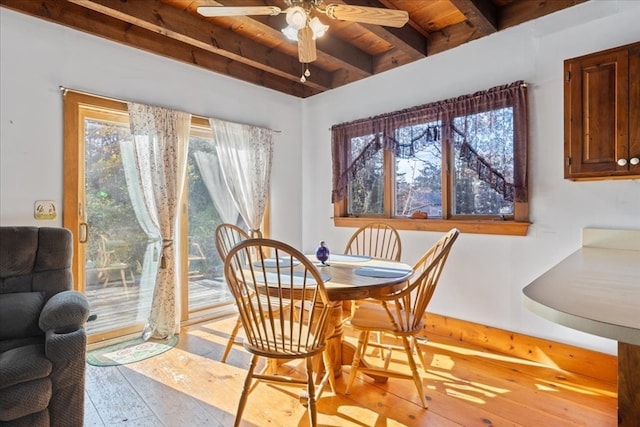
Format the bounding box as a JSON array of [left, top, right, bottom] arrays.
[[85, 276, 232, 336], [84, 316, 617, 426]]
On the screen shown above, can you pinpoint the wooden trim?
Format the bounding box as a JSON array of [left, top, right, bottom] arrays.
[[87, 323, 144, 346], [420, 312, 617, 384], [618, 341, 640, 426], [63, 91, 129, 292], [334, 216, 530, 236], [333, 110, 530, 236]]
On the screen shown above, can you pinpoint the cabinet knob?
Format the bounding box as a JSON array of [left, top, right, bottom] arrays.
[[631, 157, 640, 166], [617, 158, 628, 166]]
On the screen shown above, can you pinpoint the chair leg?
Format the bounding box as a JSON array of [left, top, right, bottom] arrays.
[[345, 330, 369, 395], [234, 354, 258, 427], [411, 336, 428, 371], [305, 357, 318, 427], [401, 336, 428, 409], [301, 350, 335, 408], [221, 316, 243, 363], [119, 268, 129, 298], [322, 350, 336, 394]]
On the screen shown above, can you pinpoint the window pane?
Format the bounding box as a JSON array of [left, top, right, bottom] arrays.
[[187, 134, 233, 312], [452, 108, 514, 216], [84, 118, 151, 336], [348, 135, 384, 215], [394, 123, 442, 218]]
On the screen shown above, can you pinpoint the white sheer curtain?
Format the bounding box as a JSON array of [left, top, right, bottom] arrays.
[[209, 118, 273, 237], [125, 102, 191, 340], [119, 138, 162, 326], [193, 151, 240, 225]]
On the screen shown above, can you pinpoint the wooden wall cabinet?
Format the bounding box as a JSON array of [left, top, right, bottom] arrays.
[[564, 41, 640, 180]]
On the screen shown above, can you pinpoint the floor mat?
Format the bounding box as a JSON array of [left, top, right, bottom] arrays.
[[86, 336, 179, 366]]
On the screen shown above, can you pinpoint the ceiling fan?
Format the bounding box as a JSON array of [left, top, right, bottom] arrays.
[[197, 1, 409, 80]]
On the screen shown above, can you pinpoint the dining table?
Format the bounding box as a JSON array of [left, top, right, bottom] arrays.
[[303, 253, 414, 379]]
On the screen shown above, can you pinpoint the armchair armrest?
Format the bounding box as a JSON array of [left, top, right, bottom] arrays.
[[40, 294, 89, 425], [39, 291, 90, 333]]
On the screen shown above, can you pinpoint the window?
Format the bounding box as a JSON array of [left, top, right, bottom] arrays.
[[63, 92, 251, 341], [331, 81, 529, 236]]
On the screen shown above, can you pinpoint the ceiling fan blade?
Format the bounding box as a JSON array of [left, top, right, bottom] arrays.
[[196, 6, 281, 17], [324, 4, 409, 28], [298, 26, 317, 64]]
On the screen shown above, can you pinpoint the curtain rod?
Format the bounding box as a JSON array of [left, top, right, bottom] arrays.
[[59, 85, 281, 133], [329, 81, 529, 130]]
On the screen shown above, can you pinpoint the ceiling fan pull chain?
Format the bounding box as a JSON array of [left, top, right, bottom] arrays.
[[300, 64, 310, 83]]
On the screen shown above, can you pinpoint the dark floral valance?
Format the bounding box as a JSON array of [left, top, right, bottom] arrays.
[[331, 80, 528, 204]]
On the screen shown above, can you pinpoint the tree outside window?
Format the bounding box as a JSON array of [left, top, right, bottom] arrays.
[[332, 81, 529, 236]]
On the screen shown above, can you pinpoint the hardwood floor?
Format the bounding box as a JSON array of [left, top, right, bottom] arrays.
[[84, 316, 617, 426]]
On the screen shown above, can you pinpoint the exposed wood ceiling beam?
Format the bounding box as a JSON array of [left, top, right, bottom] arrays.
[[500, 0, 588, 30], [341, 0, 428, 60], [0, 0, 589, 98], [0, 0, 321, 96], [66, 0, 332, 91], [427, 20, 484, 56], [449, 0, 498, 35]]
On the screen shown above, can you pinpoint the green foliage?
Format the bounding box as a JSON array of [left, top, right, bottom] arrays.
[[187, 150, 223, 276], [348, 108, 515, 218], [84, 121, 224, 278], [85, 120, 145, 266]]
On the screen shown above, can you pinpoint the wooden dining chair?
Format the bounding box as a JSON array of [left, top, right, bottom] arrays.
[[344, 223, 403, 346], [95, 234, 135, 297], [224, 238, 335, 427], [345, 228, 459, 409], [344, 222, 402, 262], [214, 223, 250, 363]]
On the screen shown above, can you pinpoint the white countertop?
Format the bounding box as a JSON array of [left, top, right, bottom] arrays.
[[523, 229, 640, 346]]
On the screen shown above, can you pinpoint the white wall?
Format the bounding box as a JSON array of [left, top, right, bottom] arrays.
[[301, 0, 640, 355], [2, 2, 639, 355], [0, 8, 303, 246]]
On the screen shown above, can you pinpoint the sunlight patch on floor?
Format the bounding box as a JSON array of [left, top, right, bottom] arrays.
[[445, 388, 487, 404], [186, 326, 231, 346], [429, 353, 455, 370], [444, 382, 499, 398], [535, 377, 617, 398], [535, 383, 559, 392], [122, 346, 328, 426], [425, 341, 552, 368], [426, 368, 511, 397], [120, 348, 242, 419]]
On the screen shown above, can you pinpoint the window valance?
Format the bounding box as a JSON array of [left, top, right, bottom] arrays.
[[331, 81, 528, 204]]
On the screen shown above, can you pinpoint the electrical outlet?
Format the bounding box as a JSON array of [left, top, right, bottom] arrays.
[[34, 200, 57, 220]]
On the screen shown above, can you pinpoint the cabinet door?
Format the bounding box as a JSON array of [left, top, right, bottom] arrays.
[[629, 44, 640, 175], [564, 48, 628, 179]]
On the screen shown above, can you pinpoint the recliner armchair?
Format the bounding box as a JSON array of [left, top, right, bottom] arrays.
[[0, 227, 90, 426]]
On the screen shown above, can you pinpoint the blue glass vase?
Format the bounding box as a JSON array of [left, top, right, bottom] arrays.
[[315, 241, 330, 266]]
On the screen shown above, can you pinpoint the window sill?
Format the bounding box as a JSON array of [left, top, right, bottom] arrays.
[[333, 217, 530, 236]]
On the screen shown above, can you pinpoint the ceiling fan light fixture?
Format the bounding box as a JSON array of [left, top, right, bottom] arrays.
[[281, 25, 299, 41], [309, 17, 328, 39], [285, 6, 307, 30]]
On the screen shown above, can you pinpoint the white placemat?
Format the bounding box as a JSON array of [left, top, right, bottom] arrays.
[[354, 266, 412, 278], [326, 254, 372, 262], [253, 258, 301, 268]]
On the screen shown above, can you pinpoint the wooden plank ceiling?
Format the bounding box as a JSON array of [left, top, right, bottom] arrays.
[[1, 0, 587, 98]]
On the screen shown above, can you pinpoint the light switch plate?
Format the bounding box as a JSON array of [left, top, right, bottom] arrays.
[[34, 200, 57, 220]]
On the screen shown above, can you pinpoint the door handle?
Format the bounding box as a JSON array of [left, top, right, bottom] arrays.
[[79, 222, 88, 243]]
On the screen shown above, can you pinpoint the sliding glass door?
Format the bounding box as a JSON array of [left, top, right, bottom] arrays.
[[64, 92, 235, 344], [183, 120, 235, 316]]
